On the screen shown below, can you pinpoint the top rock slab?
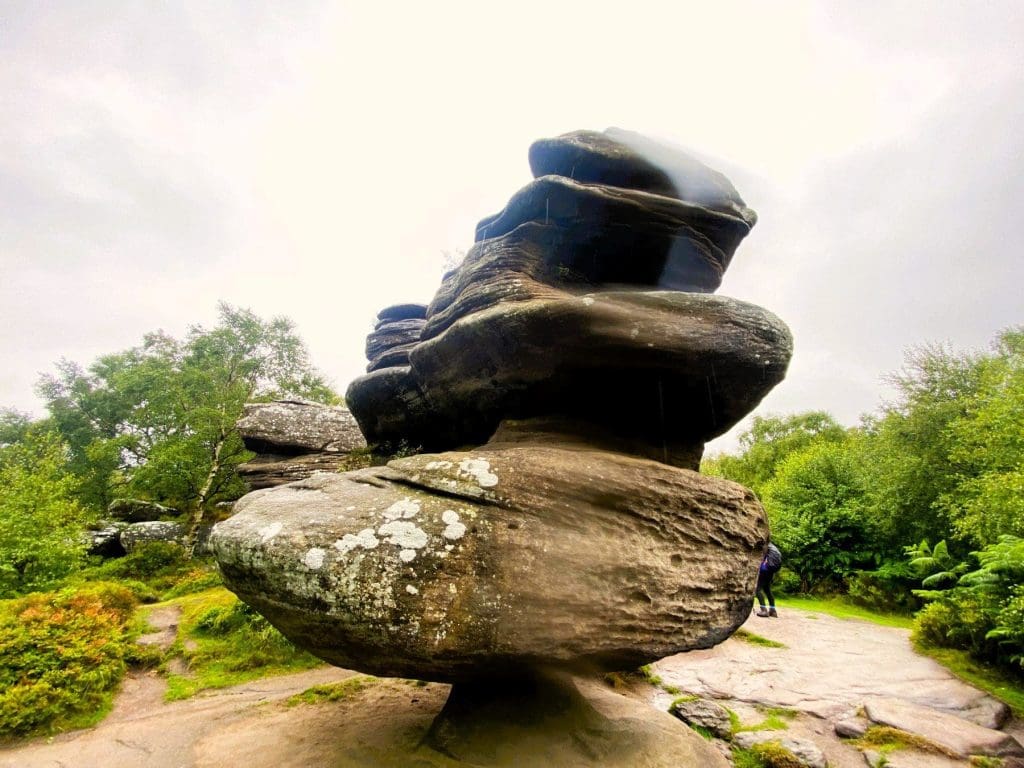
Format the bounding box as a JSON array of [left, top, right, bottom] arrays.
[[236, 400, 366, 455], [528, 128, 757, 228]]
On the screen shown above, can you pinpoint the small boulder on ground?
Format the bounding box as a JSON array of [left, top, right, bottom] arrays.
[[669, 697, 733, 738], [863, 698, 1024, 758], [733, 731, 828, 768]]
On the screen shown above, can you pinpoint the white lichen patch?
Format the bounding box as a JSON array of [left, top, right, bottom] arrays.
[[425, 460, 453, 470], [582, 296, 595, 306], [257, 521, 283, 542], [399, 549, 417, 563], [379, 519, 429, 550], [406, 584, 419, 595], [441, 509, 467, 540], [334, 527, 380, 554], [383, 498, 420, 520], [303, 547, 326, 570], [458, 458, 498, 488]]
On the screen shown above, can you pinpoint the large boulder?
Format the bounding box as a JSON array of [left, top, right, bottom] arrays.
[[365, 303, 426, 372], [236, 400, 365, 455], [235, 400, 368, 490], [213, 440, 766, 683], [120, 521, 186, 553]]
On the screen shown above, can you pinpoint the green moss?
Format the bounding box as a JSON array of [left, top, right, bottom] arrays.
[[750, 741, 805, 768], [734, 706, 798, 733], [731, 747, 769, 768], [969, 757, 1004, 768], [688, 723, 715, 740], [158, 587, 321, 701], [854, 725, 957, 758], [734, 628, 788, 648], [286, 675, 377, 706]]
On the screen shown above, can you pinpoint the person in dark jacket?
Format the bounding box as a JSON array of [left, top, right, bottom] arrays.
[[755, 541, 782, 617]]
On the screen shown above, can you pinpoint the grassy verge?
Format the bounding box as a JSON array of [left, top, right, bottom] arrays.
[[779, 595, 914, 629], [153, 587, 322, 700]]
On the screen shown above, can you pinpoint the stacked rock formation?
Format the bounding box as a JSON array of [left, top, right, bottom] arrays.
[[234, 400, 366, 489], [213, 129, 793, 766]]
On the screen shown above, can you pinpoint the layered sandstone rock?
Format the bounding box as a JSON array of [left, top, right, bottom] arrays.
[[215, 128, 791, 765], [235, 400, 366, 489]]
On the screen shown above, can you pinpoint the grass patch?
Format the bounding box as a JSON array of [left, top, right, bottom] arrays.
[[732, 742, 805, 768], [734, 705, 798, 733], [913, 643, 1024, 718], [158, 587, 321, 701], [688, 723, 715, 740], [286, 675, 377, 706], [638, 664, 681, 695], [0, 581, 141, 738], [735, 628, 787, 648], [854, 725, 957, 758], [782, 596, 914, 629]]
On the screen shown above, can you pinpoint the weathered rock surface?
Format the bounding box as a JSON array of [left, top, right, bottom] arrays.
[[345, 366, 453, 451], [120, 521, 186, 553], [236, 453, 354, 491], [366, 304, 426, 372], [213, 442, 767, 682], [108, 498, 178, 523], [669, 697, 733, 738], [862, 698, 1024, 757], [733, 731, 828, 768], [236, 400, 365, 455], [528, 128, 757, 227], [412, 291, 791, 457], [422, 671, 730, 767], [235, 400, 368, 489], [86, 522, 128, 557], [346, 129, 788, 456]]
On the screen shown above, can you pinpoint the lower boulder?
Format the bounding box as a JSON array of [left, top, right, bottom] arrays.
[[212, 439, 767, 683]]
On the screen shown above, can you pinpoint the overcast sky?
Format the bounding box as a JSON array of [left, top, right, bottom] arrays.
[[2, 1, 1022, 453]]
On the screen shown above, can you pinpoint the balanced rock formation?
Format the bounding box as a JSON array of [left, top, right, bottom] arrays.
[[214, 128, 792, 766], [235, 400, 366, 489]]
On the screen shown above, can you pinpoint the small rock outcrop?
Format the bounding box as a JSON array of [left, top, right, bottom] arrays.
[[215, 129, 792, 766], [107, 498, 178, 523], [235, 400, 366, 489]]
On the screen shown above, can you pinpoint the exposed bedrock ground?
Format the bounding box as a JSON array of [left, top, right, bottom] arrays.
[[212, 441, 768, 683]]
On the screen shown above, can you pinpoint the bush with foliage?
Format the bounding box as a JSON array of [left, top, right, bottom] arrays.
[[0, 430, 91, 597], [0, 582, 138, 736], [912, 536, 1024, 676]]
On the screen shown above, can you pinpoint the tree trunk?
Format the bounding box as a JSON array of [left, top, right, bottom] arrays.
[[185, 431, 226, 557]]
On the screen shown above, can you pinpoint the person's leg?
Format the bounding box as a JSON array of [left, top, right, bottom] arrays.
[[755, 571, 770, 616], [764, 572, 777, 617]]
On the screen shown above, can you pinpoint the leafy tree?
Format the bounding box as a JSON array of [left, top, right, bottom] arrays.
[[938, 328, 1024, 545], [38, 303, 336, 552], [857, 342, 985, 556], [703, 411, 848, 497], [761, 439, 874, 591], [0, 428, 90, 596]]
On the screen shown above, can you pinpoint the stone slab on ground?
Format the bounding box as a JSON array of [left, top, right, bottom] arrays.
[[733, 730, 827, 768], [863, 697, 1024, 758], [869, 750, 970, 768], [652, 609, 1010, 725]]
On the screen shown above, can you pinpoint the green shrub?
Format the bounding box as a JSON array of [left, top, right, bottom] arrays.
[[847, 563, 921, 614], [99, 541, 187, 579], [161, 569, 222, 599], [0, 582, 138, 736]]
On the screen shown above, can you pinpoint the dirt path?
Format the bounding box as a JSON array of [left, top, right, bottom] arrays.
[[0, 606, 1019, 767]]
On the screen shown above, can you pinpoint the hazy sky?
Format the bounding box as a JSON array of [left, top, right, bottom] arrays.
[[3, 1, 1022, 452]]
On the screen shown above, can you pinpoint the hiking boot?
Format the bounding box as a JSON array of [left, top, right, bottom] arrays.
[[755, 607, 770, 617], [768, 607, 778, 618]]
